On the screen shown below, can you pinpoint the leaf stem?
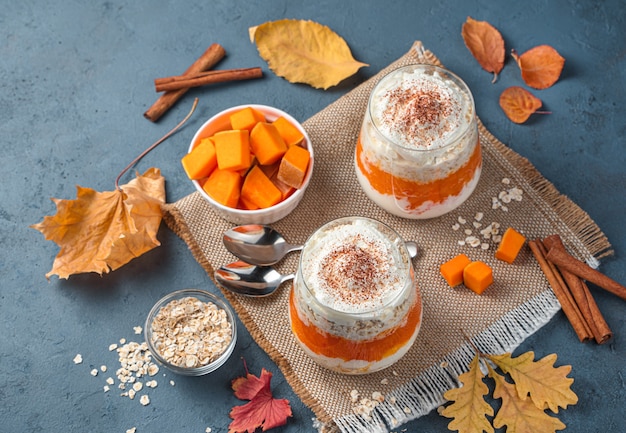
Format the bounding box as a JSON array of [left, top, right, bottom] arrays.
[[115, 98, 199, 191]]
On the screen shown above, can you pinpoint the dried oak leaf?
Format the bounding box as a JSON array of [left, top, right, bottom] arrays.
[[441, 354, 495, 433], [511, 45, 565, 89], [250, 19, 368, 90], [31, 168, 165, 279], [461, 16, 505, 83], [486, 352, 578, 413], [499, 86, 544, 123], [487, 363, 567, 433], [229, 365, 292, 433]]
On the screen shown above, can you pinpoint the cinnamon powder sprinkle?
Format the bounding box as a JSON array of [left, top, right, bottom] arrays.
[[317, 235, 397, 307], [382, 85, 453, 147]]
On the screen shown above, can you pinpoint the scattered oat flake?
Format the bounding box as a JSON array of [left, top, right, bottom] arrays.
[[119, 338, 126, 344], [133, 326, 143, 334], [109, 343, 118, 351], [381, 378, 389, 385], [169, 380, 175, 386], [103, 385, 110, 392], [502, 178, 510, 185], [140, 395, 150, 406], [458, 216, 467, 224], [73, 354, 83, 364], [90, 368, 98, 376], [206, 428, 212, 433], [403, 406, 412, 414], [126, 428, 136, 433], [100, 365, 107, 372]]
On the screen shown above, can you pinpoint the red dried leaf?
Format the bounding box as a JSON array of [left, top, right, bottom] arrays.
[[461, 16, 505, 83], [229, 365, 292, 433], [499, 86, 544, 124], [511, 45, 565, 89]]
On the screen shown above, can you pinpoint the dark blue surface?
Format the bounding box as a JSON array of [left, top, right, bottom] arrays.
[[2, 1, 625, 432]]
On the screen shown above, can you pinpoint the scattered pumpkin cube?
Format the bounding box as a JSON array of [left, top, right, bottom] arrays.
[[203, 169, 242, 208], [272, 116, 304, 147], [250, 122, 288, 165], [463, 261, 493, 295], [213, 129, 251, 171], [440, 253, 472, 287], [241, 165, 282, 209], [277, 145, 310, 188], [229, 107, 266, 131], [181, 137, 217, 180], [495, 227, 526, 264]]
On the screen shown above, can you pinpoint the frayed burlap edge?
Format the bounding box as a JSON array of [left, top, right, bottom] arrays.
[[162, 41, 612, 432]]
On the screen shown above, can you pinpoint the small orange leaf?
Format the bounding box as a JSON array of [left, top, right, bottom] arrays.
[[461, 16, 505, 83], [31, 168, 165, 279], [499, 86, 544, 124], [511, 45, 565, 89]]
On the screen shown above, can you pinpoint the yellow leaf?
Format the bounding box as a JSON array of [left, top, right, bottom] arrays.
[[441, 354, 495, 433], [31, 168, 165, 279], [488, 364, 566, 433], [486, 352, 578, 413], [250, 19, 368, 90]]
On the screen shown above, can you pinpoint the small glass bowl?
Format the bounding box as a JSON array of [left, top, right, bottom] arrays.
[[144, 289, 237, 376]]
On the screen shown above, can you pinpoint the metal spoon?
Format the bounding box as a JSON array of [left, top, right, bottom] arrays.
[[214, 261, 295, 297], [223, 224, 302, 266], [223, 224, 419, 266], [215, 240, 419, 297]]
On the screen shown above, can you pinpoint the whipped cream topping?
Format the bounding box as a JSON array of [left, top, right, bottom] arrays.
[[370, 67, 470, 150], [300, 218, 408, 314]]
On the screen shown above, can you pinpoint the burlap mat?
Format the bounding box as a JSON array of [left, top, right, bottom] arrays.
[[162, 41, 612, 433]]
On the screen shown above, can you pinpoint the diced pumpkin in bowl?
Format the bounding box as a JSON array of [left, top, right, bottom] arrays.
[[495, 227, 526, 263], [213, 129, 251, 171], [203, 169, 242, 208], [273, 116, 304, 147], [229, 106, 266, 131], [277, 145, 310, 189], [440, 253, 471, 287], [238, 195, 260, 210], [241, 165, 282, 209], [250, 122, 288, 165], [463, 261, 493, 295], [181, 137, 217, 180], [270, 175, 296, 200]]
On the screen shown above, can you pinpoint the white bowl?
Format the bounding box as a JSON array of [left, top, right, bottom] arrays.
[[188, 104, 314, 225]]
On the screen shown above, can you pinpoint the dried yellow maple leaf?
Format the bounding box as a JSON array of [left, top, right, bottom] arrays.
[[486, 351, 578, 413], [32, 99, 198, 280], [250, 19, 368, 90], [441, 354, 495, 433], [31, 168, 165, 279], [488, 363, 566, 433]]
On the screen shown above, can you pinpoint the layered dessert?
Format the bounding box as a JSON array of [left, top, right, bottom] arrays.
[[288, 217, 422, 374], [355, 64, 481, 219]]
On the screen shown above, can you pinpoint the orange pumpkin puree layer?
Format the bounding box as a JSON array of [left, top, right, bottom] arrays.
[[356, 137, 482, 211], [289, 288, 422, 363]]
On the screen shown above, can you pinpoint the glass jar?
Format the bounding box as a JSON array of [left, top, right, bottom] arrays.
[[355, 64, 481, 219], [288, 217, 422, 374]]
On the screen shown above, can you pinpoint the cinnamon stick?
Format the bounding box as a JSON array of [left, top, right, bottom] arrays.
[[544, 235, 626, 302], [528, 240, 592, 342], [544, 235, 613, 344], [154, 67, 263, 92], [144, 43, 226, 122]]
